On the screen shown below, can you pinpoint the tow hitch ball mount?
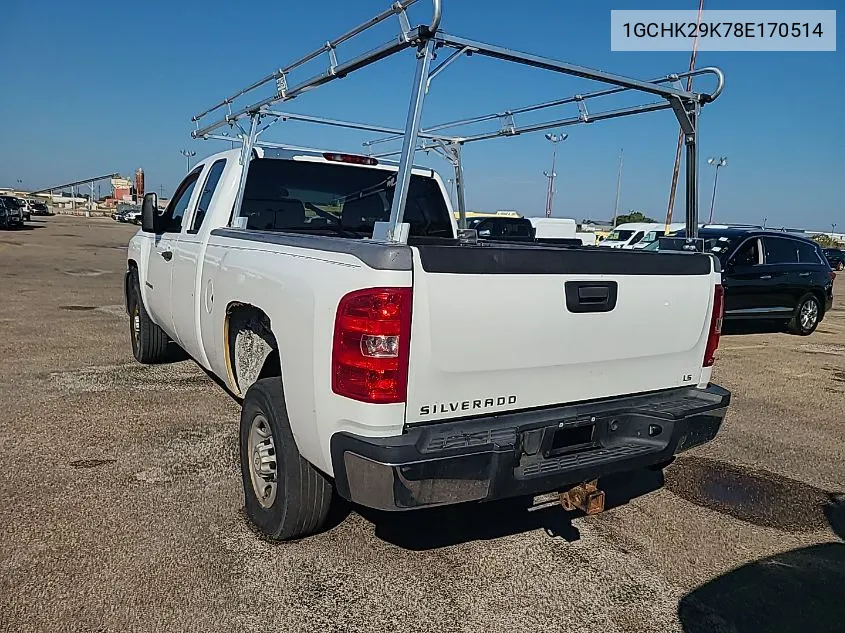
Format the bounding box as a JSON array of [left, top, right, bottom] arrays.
[[559, 479, 605, 515]]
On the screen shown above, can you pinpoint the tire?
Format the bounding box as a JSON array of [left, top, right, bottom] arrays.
[[239, 377, 334, 541], [126, 269, 171, 363], [787, 293, 821, 336]]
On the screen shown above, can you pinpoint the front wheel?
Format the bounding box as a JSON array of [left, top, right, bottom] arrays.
[[787, 293, 821, 336], [239, 377, 334, 541]]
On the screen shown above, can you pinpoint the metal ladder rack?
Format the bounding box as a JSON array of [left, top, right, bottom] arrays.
[[191, 0, 724, 243]]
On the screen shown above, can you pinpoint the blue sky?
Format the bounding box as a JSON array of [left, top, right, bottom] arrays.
[[1, 0, 842, 229]]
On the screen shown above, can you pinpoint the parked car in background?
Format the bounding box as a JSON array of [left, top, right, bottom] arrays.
[[473, 215, 536, 241], [597, 222, 661, 249], [472, 215, 583, 246], [668, 228, 835, 335], [823, 247, 845, 271], [0, 198, 24, 229], [0, 196, 27, 223], [631, 223, 686, 249], [29, 201, 50, 216], [114, 204, 142, 224], [18, 199, 31, 221]]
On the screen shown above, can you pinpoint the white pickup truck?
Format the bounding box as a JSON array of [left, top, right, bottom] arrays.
[[125, 145, 731, 540]]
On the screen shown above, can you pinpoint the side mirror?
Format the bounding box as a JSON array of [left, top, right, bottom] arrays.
[[141, 192, 159, 233]]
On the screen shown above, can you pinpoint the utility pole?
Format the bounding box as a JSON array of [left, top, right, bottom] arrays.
[[612, 148, 623, 227], [706, 156, 728, 223], [180, 149, 196, 173], [543, 132, 568, 217]]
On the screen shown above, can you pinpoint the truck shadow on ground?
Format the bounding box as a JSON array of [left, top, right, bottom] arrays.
[[678, 494, 845, 633], [4, 224, 45, 231], [353, 468, 666, 551]]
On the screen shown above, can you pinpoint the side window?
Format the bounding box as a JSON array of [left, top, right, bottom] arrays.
[[764, 236, 798, 264], [795, 240, 822, 264], [732, 238, 761, 266], [163, 169, 202, 233], [190, 159, 226, 233], [628, 231, 645, 246]]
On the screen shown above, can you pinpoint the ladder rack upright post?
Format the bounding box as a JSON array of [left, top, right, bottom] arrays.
[[377, 40, 436, 243]]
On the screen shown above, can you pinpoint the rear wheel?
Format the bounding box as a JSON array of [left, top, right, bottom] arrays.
[[787, 293, 821, 336], [127, 270, 171, 363], [239, 377, 334, 541]]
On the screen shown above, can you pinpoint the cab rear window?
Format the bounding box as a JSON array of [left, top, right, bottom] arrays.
[[238, 158, 453, 238]]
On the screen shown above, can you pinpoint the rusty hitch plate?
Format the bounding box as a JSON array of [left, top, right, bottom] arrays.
[[559, 479, 606, 515]]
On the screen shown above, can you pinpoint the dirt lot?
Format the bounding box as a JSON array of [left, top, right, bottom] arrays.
[[1, 216, 843, 633]]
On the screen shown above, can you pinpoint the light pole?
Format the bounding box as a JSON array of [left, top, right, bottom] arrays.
[[612, 149, 623, 227], [706, 156, 727, 223], [543, 132, 568, 217], [180, 149, 196, 173]]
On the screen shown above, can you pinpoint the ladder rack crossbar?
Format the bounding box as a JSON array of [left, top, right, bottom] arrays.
[[192, 0, 442, 137], [363, 66, 723, 148]]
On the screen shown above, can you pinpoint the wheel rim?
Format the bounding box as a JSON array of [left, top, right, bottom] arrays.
[[800, 298, 818, 331], [248, 414, 278, 508], [131, 303, 140, 348]]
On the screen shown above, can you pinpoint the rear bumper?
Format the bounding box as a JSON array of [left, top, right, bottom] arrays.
[[331, 384, 730, 511]]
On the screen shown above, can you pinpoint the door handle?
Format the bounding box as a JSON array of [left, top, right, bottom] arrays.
[[759, 274, 772, 279], [160, 250, 173, 261]]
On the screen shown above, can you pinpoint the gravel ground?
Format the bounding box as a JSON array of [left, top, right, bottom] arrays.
[[1, 216, 843, 633]]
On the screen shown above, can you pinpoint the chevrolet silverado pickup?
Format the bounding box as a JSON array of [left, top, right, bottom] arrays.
[[125, 146, 731, 540]]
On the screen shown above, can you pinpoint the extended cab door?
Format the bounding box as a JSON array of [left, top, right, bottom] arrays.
[[170, 158, 228, 367], [144, 168, 203, 338]]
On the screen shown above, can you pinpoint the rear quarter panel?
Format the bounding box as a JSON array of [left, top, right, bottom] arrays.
[[201, 235, 412, 476]]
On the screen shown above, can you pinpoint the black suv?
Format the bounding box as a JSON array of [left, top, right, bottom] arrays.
[[672, 228, 835, 335], [823, 248, 845, 271]]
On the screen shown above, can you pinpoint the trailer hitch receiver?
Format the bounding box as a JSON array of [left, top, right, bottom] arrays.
[[560, 479, 605, 515]]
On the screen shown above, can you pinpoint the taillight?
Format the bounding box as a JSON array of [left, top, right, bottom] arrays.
[[323, 152, 378, 166], [332, 287, 412, 403], [703, 284, 724, 367]]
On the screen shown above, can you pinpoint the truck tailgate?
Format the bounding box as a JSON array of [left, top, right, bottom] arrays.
[[406, 244, 718, 424]]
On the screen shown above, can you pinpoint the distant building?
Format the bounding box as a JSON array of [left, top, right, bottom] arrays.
[[111, 177, 133, 203]]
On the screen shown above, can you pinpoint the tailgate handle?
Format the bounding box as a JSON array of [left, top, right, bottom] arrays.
[[565, 281, 618, 313]]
